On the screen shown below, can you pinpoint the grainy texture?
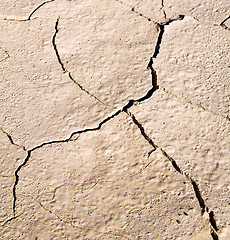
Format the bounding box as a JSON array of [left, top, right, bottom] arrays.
[[0, 0, 229, 239]]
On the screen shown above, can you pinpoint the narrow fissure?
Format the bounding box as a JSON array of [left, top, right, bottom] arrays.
[[52, 17, 108, 106], [28, 0, 55, 20], [161, 87, 230, 121], [220, 15, 230, 25], [0, 0, 55, 21], [220, 15, 230, 31], [52, 17, 66, 72], [161, 0, 167, 19], [193, 16, 230, 31]]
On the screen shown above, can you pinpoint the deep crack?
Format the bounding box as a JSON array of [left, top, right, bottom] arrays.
[[125, 109, 219, 240], [10, 110, 121, 213], [151, 14, 185, 57], [9, 4, 184, 226], [1, 215, 20, 226], [123, 14, 185, 110], [3, 2, 223, 239], [209, 211, 218, 232], [12, 151, 31, 215], [190, 179, 206, 214]]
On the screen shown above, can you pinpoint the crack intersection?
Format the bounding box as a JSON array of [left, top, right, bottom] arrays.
[[193, 16, 230, 31], [125, 109, 219, 239], [1, 127, 26, 151], [2, 2, 225, 239], [0, 0, 55, 21], [28, 0, 55, 20]]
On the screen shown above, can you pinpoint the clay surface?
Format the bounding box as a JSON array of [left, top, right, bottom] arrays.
[[0, 0, 229, 239]]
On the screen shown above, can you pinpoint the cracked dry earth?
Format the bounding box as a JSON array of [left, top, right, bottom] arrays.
[[0, 0, 230, 240]]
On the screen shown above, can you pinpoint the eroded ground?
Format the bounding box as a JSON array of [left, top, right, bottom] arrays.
[[0, 0, 229, 239]]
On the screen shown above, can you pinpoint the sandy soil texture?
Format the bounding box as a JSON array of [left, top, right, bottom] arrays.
[[0, 0, 229, 239]]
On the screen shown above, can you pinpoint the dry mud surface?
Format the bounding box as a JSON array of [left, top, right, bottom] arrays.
[[0, 0, 230, 239]]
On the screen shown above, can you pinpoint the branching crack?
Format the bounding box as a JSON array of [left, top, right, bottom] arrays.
[[125, 110, 219, 240], [116, 0, 184, 28], [3, 3, 222, 239], [115, 0, 158, 24], [9, 2, 183, 224], [52, 17, 108, 106], [193, 16, 230, 31], [150, 14, 184, 59], [10, 109, 122, 214], [1, 127, 26, 151], [0, 0, 55, 21], [28, 0, 55, 20], [220, 15, 230, 30], [1, 215, 20, 226], [11, 71, 158, 217]]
